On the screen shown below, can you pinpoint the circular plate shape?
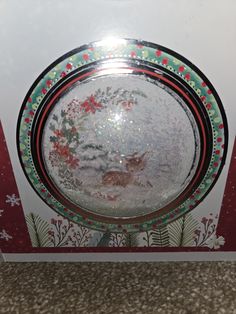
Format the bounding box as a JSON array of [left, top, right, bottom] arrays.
[[17, 38, 228, 232]]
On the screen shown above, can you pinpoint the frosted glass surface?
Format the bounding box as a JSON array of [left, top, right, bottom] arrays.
[[42, 74, 200, 218]]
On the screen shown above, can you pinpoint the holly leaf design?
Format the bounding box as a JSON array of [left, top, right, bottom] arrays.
[[49, 123, 56, 131], [49, 136, 58, 143], [52, 114, 58, 121]]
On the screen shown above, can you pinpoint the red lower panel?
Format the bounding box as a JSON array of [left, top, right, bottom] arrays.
[[0, 121, 32, 252], [216, 137, 236, 250]]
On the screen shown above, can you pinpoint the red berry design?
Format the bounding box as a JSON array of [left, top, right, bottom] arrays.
[[83, 54, 89, 61], [60, 71, 66, 78], [42, 88, 47, 94], [207, 89, 212, 95], [213, 162, 218, 167], [217, 137, 222, 143], [179, 66, 185, 72], [201, 96, 206, 102], [130, 51, 136, 58], [206, 103, 212, 110], [28, 97, 32, 103], [219, 124, 224, 129], [24, 118, 30, 123], [185, 73, 191, 80], [46, 80, 52, 87], [215, 150, 220, 155], [201, 82, 206, 87], [29, 110, 34, 116], [162, 58, 168, 65], [155, 50, 162, 57], [66, 63, 72, 70]]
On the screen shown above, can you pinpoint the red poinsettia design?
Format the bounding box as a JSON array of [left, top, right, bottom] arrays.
[[80, 95, 103, 114], [52, 143, 79, 169]]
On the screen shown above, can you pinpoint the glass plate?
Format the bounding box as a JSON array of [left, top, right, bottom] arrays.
[[17, 39, 228, 232]]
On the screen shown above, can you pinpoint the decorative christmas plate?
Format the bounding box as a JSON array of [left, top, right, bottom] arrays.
[[17, 38, 228, 232]]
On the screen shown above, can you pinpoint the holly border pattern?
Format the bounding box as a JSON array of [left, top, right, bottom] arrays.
[[17, 39, 228, 233]]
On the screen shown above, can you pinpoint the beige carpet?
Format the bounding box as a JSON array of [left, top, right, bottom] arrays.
[[0, 262, 236, 313]]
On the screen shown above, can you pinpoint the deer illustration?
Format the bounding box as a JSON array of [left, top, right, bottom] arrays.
[[102, 152, 151, 188]]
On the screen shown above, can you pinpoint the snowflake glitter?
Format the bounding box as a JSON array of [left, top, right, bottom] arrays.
[[0, 209, 4, 217], [5, 194, 20, 207]]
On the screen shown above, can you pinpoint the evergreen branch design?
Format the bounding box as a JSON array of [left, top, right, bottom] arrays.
[[26, 213, 51, 247], [124, 233, 139, 247], [150, 226, 169, 247], [168, 213, 199, 247]]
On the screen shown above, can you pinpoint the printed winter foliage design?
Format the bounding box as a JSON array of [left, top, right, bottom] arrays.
[[124, 232, 139, 247], [97, 232, 139, 247], [193, 214, 224, 249], [143, 231, 152, 247], [109, 233, 126, 247], [168, 213, 199, 247], [49, 218, 73, 247], [24, 212, 224, 249], [26, 213, 94, 248], [46, 87, 140, 197], [49, 217, 92, 247], [150, 225, 170, 247], [48, 100, 86, 190], [67, 226, 92, 247], [26, 213, 51, 247], [142, 226, 169, 247], [47, 89, 112, 190], [97, 232, 112, 247], [194, 216, 216, 246]]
